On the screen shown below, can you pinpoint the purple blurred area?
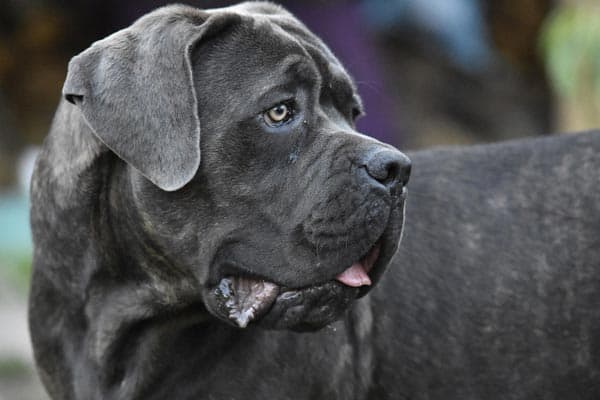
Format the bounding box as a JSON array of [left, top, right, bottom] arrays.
[[285, 2, 398, 146]]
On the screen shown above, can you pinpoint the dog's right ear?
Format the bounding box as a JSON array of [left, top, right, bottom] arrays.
[[63, 6, 239, 191]]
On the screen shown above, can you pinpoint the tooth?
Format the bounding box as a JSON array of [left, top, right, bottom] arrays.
[[230, 309, 254, 328]]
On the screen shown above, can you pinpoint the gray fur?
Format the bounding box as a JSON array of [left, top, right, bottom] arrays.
[[29, 2, 600, 400], [375, 133, 600, 399]]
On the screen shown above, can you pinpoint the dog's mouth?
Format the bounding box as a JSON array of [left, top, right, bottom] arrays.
[[202, 188, 406, 330], [207, 242, 382, 329]]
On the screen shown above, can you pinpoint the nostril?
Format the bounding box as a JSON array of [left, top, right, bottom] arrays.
[[385, 163, 399, 184], [365, 150, 411, 187]]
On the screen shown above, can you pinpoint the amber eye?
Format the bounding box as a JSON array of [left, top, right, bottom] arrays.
[[264, 103, 293, 126]]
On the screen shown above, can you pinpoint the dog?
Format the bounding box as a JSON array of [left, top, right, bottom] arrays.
[[29, 2, 600, 399]]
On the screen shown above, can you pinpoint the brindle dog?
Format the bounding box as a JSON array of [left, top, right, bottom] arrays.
[[29, 2, 600, 400]]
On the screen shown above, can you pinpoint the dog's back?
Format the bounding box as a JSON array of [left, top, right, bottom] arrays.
[[368, 131, 600, 399]]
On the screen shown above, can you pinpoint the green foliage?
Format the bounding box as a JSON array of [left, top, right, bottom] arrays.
[[541, 5, 600, 98], [0, 357, 30, 378], [0, 251, 32, 292]]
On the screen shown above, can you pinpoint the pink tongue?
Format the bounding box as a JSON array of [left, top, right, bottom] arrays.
[[335, 262, 372, 287]]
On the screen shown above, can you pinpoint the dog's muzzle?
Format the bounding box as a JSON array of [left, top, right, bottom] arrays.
[[202, 145, 411, 330]]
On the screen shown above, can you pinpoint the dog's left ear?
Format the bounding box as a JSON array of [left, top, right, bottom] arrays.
[[63, 6, 237, 191]]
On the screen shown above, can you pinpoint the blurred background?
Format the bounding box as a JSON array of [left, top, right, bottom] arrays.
[[1, 0, 600, 398]]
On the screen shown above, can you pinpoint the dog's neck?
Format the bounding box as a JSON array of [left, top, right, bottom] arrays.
[[59, 163, 216, 397]]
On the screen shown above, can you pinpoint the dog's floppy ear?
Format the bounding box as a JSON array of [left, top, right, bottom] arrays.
[[63, 6, 236, 191]]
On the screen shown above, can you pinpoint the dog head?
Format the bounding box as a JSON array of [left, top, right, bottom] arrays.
[[62, 2, 410, 331]]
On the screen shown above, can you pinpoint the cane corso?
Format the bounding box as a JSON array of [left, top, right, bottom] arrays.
[[29, 2, 600, 400]]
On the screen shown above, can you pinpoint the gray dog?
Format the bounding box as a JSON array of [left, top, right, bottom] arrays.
[[29, 2, 600, 400]]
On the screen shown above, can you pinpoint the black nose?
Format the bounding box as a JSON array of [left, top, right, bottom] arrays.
[[365, 148, 411, 188]]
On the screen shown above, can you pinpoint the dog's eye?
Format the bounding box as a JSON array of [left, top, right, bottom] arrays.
[[264, 102, 294, 126]]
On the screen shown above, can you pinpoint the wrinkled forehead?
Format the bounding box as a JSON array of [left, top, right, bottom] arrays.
[[199, 8, 360, 103]]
